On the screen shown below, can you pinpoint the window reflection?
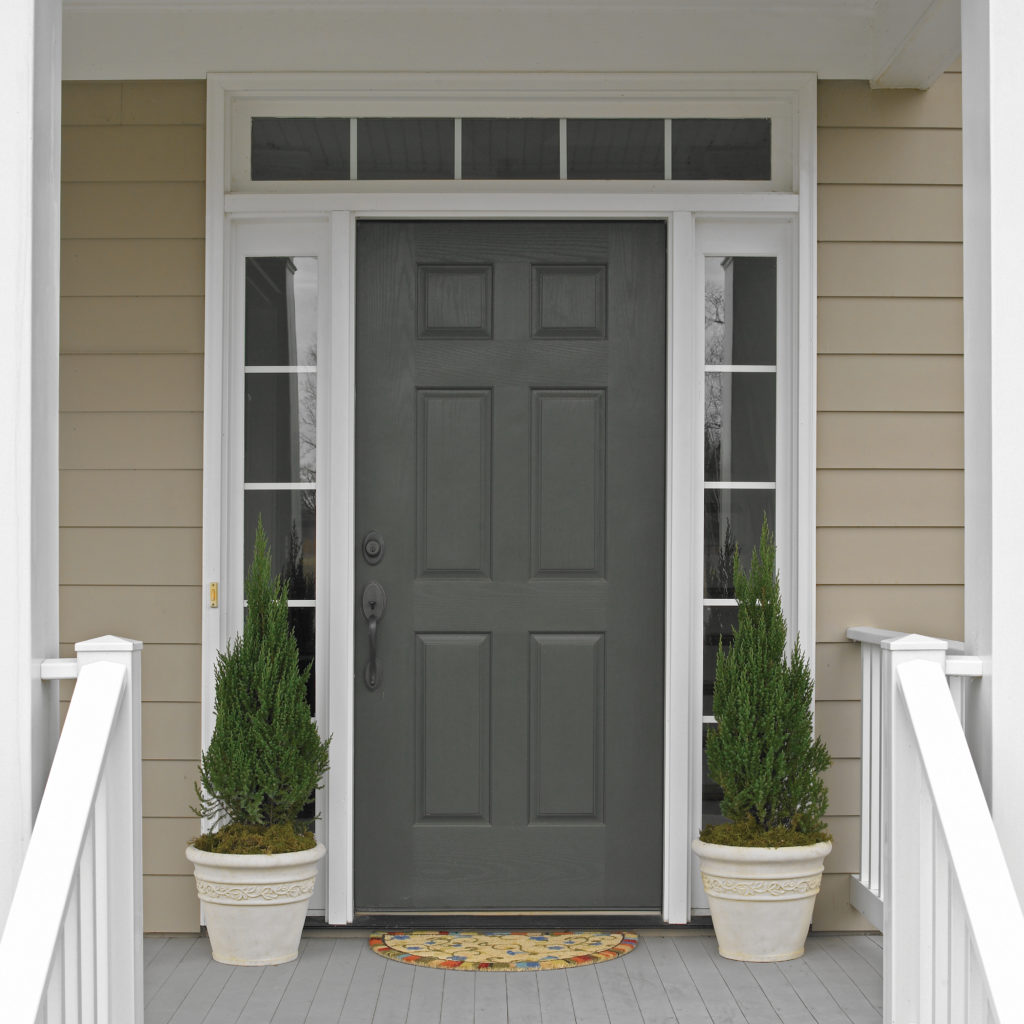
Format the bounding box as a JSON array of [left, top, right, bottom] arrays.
[[245, 257, 318, 366], [704, 256, 776, 365]]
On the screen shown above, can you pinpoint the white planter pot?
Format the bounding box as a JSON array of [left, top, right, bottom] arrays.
[[691, 837, 831, 962], [186, 842, 326, 966]]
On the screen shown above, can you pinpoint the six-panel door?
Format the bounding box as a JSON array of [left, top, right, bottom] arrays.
[[354, 221, 666, 911]]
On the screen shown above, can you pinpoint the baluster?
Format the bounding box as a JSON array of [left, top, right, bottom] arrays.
[[94, 770, 110, 1024], [932, 819, 951, 1023], [80, 810, 97, 1024], [868, 642, 882, 894], [948, 880, 968, 1024], [45, 935, 63, 1024], [64, 870, 81, 1024]]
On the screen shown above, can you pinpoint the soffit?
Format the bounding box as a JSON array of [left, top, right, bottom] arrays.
[[62, 0, 960, 89]]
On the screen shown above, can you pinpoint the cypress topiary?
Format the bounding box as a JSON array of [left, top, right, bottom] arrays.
[[194, 520, 330, 850], [702, 519, 831, 845]]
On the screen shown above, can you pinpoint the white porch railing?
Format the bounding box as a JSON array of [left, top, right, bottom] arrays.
[[846, 628, 983, 929], [847, 627, 1024, 1022], [0, 636, 143, 1024]]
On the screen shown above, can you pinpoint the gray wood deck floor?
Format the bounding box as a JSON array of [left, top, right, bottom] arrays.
[[144, 931, 883, 1024]]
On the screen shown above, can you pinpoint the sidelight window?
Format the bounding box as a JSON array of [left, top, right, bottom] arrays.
[[701, 254, 778, 827], [242, 255, 319, 712]]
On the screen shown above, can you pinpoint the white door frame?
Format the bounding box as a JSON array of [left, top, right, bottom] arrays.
[[202, 74, 817, 925]]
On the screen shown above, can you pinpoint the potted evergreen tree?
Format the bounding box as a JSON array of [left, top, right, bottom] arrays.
[[186, 521, 330, 966], [692, 520, 831, 962]]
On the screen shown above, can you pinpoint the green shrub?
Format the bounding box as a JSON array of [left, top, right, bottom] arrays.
[[193, 521, 330, 846], [702, 520, 831, 846]]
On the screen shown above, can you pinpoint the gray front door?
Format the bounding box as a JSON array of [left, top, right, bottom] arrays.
[[354, 221, 666, 911]]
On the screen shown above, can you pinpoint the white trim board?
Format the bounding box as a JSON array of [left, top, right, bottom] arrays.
[[201, 73, 817, 925]]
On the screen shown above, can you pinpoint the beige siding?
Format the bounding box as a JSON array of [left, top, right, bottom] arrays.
[[55, 76, 964, 937], [61, 81, 205, 934], [813, 73, 963, 931]]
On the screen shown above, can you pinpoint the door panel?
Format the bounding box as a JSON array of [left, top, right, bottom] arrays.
[[354, 221, 666, 911]]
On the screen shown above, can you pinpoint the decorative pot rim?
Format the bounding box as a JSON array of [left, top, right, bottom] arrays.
[[692, 837, 832, 862], [186, 841, 326, 869]]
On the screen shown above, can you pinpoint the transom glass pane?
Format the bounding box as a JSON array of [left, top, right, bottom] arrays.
[[566, 119, 664, 179], [251, 117, 350, 181], [462, 118, 559, 179], [672, 118, 771, 181], [357, 118, 455, 179]]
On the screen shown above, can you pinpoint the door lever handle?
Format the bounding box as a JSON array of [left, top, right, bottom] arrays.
[[361, 581, 387, 691]]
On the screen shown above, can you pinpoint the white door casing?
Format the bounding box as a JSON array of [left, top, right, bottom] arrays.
[[202, 73, 816, 924]]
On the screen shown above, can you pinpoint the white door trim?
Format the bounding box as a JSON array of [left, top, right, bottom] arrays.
[[202, 74, 817, 925]]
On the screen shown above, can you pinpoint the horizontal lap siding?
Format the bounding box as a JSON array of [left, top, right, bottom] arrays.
[[60, 81, 205, 934], [814, 73, 964, 931]]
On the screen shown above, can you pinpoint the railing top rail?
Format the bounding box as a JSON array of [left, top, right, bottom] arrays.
[[40, 657, 78, 681], [0, 659, 128, 1020], [945, 654, 984, 678], [846, 626, 905, 646], [897, 659, 1024, 1021]]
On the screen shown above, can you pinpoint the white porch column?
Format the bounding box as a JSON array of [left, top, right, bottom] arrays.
[[962, 0, 1024, 901], [0, 0, 61, 923]]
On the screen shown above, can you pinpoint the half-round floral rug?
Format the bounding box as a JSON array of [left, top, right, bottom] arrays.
[[369, 930, 638, 971]]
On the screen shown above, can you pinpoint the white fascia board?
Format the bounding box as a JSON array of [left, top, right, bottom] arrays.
[[63, 4, 878, 81], [871, 0, 962, 89]]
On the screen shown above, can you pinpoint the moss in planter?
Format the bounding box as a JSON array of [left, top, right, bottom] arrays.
[[192, 821, 317, 855], [699, 817, 831, 848]]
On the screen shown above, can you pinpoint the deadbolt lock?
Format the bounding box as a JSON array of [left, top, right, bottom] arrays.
[[362, 530, 384, 565]]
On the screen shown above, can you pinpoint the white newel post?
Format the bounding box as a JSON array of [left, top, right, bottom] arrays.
[[75, 636, 144, 1023], [962, 0, 1024, 905], [0, 0, 62, 926], [880, 634, 948, 1024]]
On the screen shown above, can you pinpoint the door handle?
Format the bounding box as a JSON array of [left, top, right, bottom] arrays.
[[361, 581, 387, 691]]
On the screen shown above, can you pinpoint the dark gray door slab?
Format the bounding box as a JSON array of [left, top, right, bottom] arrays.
[[354, 221, 666, 911]]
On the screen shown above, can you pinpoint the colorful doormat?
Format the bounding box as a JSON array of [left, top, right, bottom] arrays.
[[369, 930, 637, 971]]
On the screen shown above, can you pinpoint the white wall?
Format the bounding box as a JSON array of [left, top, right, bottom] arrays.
[[0, 0, 62, 924], [962, 0, 1024, 902]]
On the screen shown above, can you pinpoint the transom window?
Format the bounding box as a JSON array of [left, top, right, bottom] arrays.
[[250, 116, 772, 183]]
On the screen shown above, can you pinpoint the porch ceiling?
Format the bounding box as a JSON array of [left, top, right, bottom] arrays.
[[63, 0, 959, 89]]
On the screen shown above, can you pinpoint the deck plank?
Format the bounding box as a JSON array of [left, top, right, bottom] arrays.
[[338, 941, 388, 1024], [305, 937, 363, 1023], [566, 964, 612, 1024], [473, 971, 508, 1024], [670, 937, 745, 1024], [841, 935, 883, 976], [817, 938, 883, 1009], [145, 936, 169, 967], [705, 943, 783, 1024], [201, 964, 265, 1024], [776, 955, 853, 1024], [406, 964, 445, 1024], [592, 956, 642, 1024], [506, 970, 542, 1024], [620, 939, 676, 1024], [144, 935, 198, 1005], [272, 938, 336, 1024], [145, 937, 214, 1024], [439, 969, 475, 1024], [645, 936, 712, 1024], [536, 966, 575, 1022], [165, 956, 235, 1024], [802, 945, 879, 1024], [236, 947, 304, 1024], [744, 962, 817, 1023], [371, 958, 416, 1024]]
